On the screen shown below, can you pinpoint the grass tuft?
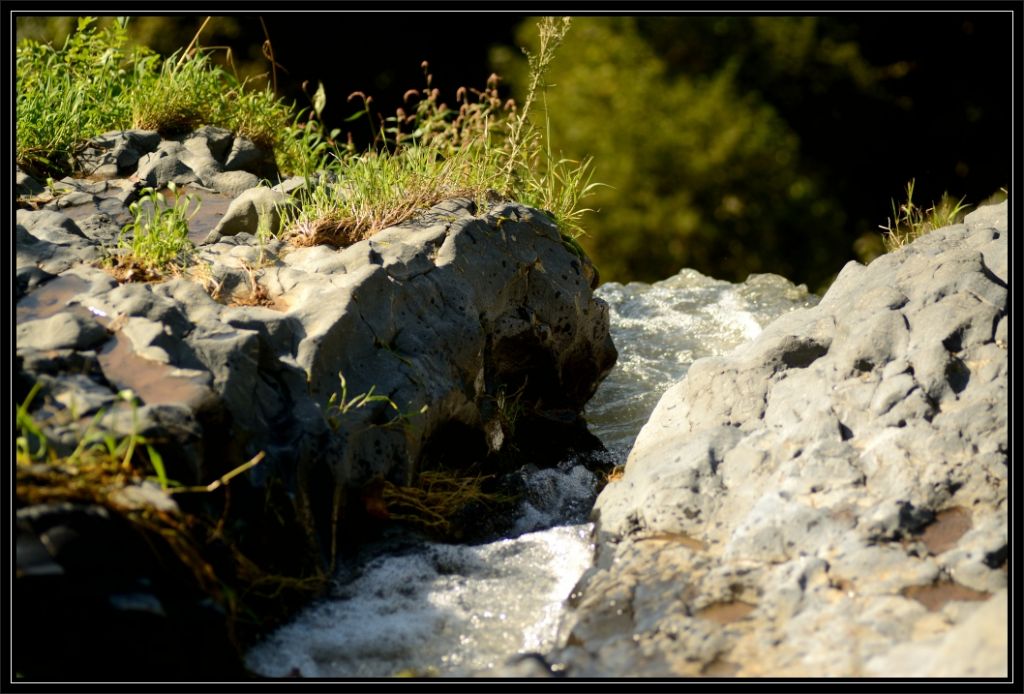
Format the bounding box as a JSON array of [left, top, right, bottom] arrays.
[[379, 470, 513, 537], [18, 16, 602, 269], [16, 16, 294, 178], [15, 381, 327, 649], [878, 179, 972, 251], [108, 182, 197, 282], [282, 17, 602, 249]]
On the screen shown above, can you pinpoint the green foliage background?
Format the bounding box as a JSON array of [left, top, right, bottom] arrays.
[[492, 17, 889, 288], [17, 15, 1010, 290]]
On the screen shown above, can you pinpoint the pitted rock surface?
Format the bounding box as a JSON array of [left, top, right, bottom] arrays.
[[16, 179, 617, 569], [16, 126, 619, 678], [547, 202, 1008, 678]]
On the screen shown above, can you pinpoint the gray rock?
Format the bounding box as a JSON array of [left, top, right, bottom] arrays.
[[553, 202, 1008, 677], [17, 168, 46, 197], [207, 186, 291, 240], [15, 266, 57, 299], [48, 373, 119, 416], [271, 175, 308, 196], [185, 126, 235, 163], [136, 142, 199, 188], [77, 129, 161, 176], [16, 182, 616, 583], [223, 136, 276, 180], [74, 213, 124, 245], [178, 136, 223, 184], [16, 210, 102, 274], [863, 588, 1007, 677], [208, 170, 260, 197], [17, 311, 109, 352], [55, 191, 95, 209], [17, 209, 88, 241]]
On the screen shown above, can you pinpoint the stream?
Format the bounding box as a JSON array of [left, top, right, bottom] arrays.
[[243, 269, 818, 677]]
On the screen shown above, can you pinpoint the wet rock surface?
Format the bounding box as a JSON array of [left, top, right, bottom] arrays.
[[14, 128, 617, 678], [542, 202, 1008, 678]]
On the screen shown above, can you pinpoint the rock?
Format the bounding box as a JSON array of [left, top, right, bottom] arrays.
[[14, 501, 243, 679], [272, 175, 308, 196], [186, 126, 235, 163], [208, 170, 260, 197], [178, 135, 223, 183], [16, 209, 103, 274], [77, 129, 161, 177], [17, 209, 89, 241], [15, 266, 57, 300], [74, 212, 124, 245], [862, 588, 1007, 677], [15, 124, 619, 676], [48, 373, 119, 416], [16, 177, 616, 672], [489, 653, 559, 678], [55, 190, 95, 209], [136, 142, 199, 188], [16, 167, 46, 197], [206, 186, 291, 241], [551, 201, 1008, 677], [223, 135, 277, 180], [17, 311, 109, 352]]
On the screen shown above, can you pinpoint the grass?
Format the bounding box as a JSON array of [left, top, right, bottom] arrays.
[[18, 16, 602, 284], [15, 379, 327, 653], [16, 17, 293, 179], [379, 469, 512, 537], [17, 382, 172, 488], [268, 17, 604, 251], [878, 179, 972, 251], [109, 182, 198, 282]]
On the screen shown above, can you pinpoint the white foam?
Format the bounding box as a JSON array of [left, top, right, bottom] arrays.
[[245, 267, 819, 678], [245, 523, 594, 677]]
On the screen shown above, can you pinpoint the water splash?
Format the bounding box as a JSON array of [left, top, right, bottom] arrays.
[[244, 267, 817, 678], [245, 522, 595, 677], [586, 269, 818, 452]]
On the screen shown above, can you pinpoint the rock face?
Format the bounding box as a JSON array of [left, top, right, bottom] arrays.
[[14, 130, 617, 676], [549, 202, 1008, 677]]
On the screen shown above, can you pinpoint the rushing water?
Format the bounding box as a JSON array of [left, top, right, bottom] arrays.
[[244, 269, 818, 678]]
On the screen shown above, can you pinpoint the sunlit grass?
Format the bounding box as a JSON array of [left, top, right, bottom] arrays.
[[878, 179, 972, 251]]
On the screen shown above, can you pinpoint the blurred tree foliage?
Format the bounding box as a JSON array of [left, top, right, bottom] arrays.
[[17, 15, 1008, 289], [493, 16, 1006, 289], [491, 16, 891, 287]]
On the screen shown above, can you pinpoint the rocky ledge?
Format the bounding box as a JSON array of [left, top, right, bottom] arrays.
[[538, 202, 1008, 678], [14, 128, 617, 677]]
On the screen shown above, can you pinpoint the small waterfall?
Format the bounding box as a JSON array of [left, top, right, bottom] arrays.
[[244, 269, 817, 677]]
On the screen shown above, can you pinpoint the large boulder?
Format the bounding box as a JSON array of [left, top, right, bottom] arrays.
[[549, 202, 1008, 677], [15, 182, 617, 676]]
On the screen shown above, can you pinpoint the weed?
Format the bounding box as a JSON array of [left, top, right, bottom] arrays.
[[879, 179, 972, 251], [16, 16, 295, 178], [19, 15, 602, 255], [110, 182, 198, 281], [230, 260, 275, 308], [282, 17, 602, 248], [604, 464, 626, 484], [15, 380, 325, 649], [187, 260, 226, 301], [495, 382, 527, 439], [379, 469, 512, 536], [16, 382, 52, 463], [324, 371, 427, 433], [17, 383, 172, 489], [16, 17, 151, 175]]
